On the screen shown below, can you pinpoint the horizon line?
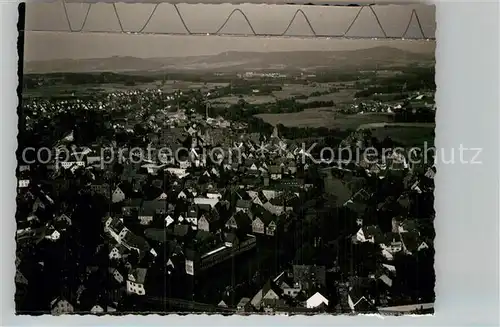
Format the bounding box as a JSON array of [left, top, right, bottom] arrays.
[[24, 45, 435, 62]]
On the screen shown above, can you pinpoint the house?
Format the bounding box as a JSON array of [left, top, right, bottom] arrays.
[[177, 189, 191, 200], [387, 152, 408, 170], [379, 274, 393, 287], [126, 280, 146, 296], [112, 186, 126, 203], [235, 199, 252, 213], [266, 219, 278, 236], [45, 229, 61, 242], [280, 281, 301, 298], [411, 181, 422, 194], [206, 191, 222, 200], [185, 205, 198, 226], [381, 248, 394, 261], [224, 232, 239, 247], [248, 190, 266, 206], [197, 213, 221, 233], [262, 189, 279, 201], [354, 226, 384, 244], [166, 258, 175, 273], [19, 165, 30, 172], [425, 166, 436, 179], [137, 208, 155, 226], [250, 280, 282, 310], [268, 166, 282, 180], [90, 305, 104, 314], [226, 210, 252, 232], [398, 219, 419, 234], [50, 297, 74, 315], [382, 263, 396, 274], [236, 297, 252, 313], [262, 201, 280, 216], [60, 161, 85, 170], [109, 246, 125, 260], [418, 241, 429, 251], [193, 197, 219, 208], [156, 192, 168, 200], [185, 257, 195, 276], [165, 215, 175, 227], [306, 292, 329, 309], [381, 234, 404, 255], [252, 212, 275, 235], [104, 217, 128, 243], [109, 268, 124, 284], [347, 289, 374, 313], [126, 268, 147, 296]]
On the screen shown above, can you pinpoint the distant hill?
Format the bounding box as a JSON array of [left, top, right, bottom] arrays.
[[25, 46, 434, 74]]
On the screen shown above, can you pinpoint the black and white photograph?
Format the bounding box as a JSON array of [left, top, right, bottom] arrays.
[[16, 1, 436, 315]]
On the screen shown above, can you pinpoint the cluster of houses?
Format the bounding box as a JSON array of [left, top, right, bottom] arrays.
[[16, 104, 323, 313], [228, 265, 331, 313], [16, 89, 435, 314], [97, 124, 321, 285]]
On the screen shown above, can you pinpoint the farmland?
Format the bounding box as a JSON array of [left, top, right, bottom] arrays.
[[256, 110, 394, 130], [367, 125, 436, 147]]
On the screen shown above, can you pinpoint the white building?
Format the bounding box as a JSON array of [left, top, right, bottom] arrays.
[[306, 292, 329, 309]]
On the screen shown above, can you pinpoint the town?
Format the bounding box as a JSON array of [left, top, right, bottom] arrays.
[[16, 46, 436, 315]]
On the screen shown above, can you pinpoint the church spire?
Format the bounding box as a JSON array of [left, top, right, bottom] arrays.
[[272, 125, 279, 139]]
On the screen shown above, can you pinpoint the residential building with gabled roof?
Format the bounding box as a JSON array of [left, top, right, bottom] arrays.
[[306, 292, 329, 309]]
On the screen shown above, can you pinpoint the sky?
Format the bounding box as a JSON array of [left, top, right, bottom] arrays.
[[24, 2, 436, 61]]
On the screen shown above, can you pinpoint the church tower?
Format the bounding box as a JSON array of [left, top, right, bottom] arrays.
[[272, 125, 279, 139]]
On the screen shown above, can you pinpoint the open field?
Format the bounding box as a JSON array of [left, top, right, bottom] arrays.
[[272, 83, 330, 99], [209, 95, 276, 105], [272, 83, 355, 99], [369, 125, 435, 147], [255, 109, 394, 130], [296, 90, 355, 104]]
